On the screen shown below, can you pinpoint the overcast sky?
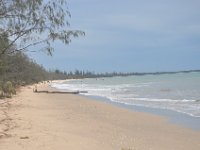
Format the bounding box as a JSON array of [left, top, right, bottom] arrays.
[[28, 0, 200, 73]]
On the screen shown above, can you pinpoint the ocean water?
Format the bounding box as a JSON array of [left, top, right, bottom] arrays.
[[51, 72, 200, 118]]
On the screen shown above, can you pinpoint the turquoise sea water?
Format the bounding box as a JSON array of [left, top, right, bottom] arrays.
[[51, 72, 200, 118]]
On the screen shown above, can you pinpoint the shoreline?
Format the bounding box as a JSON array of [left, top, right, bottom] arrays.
[[0, 84, 200, 150], [52, 79, 200, 130], [81, 94, 200, 130]]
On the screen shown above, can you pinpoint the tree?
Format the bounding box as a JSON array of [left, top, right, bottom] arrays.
[[0, 0, 84, 56]]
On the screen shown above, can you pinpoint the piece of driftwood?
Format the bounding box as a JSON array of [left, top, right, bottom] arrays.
[[34, 90, 80, 94]]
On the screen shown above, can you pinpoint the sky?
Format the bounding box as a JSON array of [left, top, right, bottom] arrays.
[[28, 0, 200, 73]]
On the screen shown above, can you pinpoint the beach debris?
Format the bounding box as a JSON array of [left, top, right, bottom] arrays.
[[33, 90, 80, 94], [20, 136, 29, 139]]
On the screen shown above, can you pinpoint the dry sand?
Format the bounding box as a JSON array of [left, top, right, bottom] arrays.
[[0, 84, 200, 150]]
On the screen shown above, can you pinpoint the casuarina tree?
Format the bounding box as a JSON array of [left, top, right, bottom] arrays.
[[0, 0, 84, 56]]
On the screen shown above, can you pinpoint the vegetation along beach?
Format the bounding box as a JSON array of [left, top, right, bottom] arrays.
[[1, 0, 200, 150]]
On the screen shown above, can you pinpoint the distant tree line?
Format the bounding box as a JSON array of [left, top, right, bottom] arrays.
[[52, 69, 200, 79]]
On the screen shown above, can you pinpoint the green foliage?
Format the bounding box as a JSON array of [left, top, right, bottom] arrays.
[[0, 46, 69, 98], [0, 0, 84, 55], [0, 32, 9, 53], [0, 48, 50, 98]]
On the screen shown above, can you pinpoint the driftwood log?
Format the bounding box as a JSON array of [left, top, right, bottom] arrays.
[[34, 90, 80, 94], [33, 90, 88, 94]]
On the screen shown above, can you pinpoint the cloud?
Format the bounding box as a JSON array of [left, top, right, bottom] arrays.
[[69, 0, 200, 51]]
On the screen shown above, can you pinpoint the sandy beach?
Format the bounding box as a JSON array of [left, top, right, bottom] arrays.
[[0, 84, 200, 150]]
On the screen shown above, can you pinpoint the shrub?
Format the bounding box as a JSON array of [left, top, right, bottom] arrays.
[[3, 81, 16, 98]]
